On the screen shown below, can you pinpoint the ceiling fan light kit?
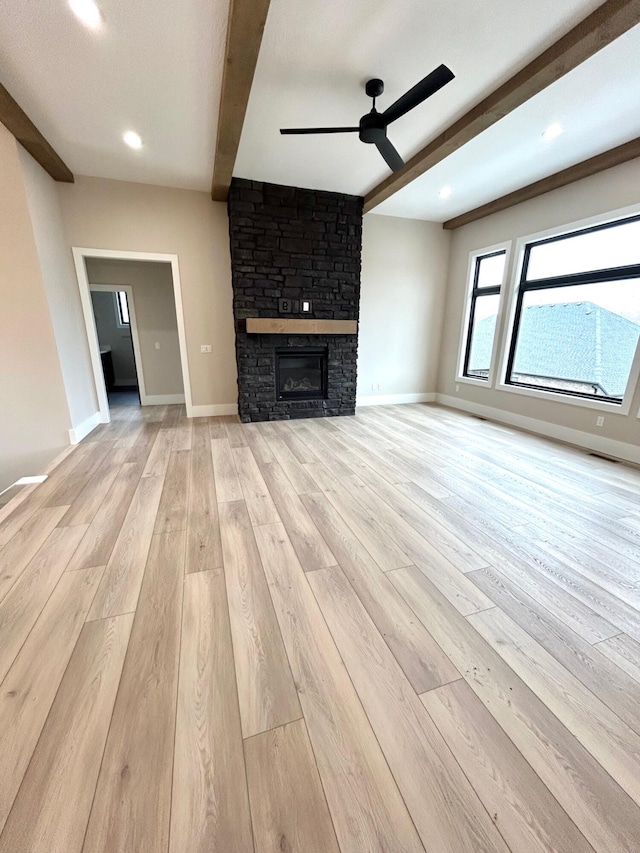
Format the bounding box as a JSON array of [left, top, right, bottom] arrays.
[[280, 64, 455, 172]]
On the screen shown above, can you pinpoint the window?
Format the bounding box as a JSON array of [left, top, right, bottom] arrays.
[[505, 215, 640, 404], [115, 291, 130, 327], [462, 250, 507, 380]]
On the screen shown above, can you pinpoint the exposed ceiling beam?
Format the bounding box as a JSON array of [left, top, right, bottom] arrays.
[[443, 137, 640, 230], [363, 0, 640, 214], [0, 82, 73, 183], [211, 0, 271, 201]]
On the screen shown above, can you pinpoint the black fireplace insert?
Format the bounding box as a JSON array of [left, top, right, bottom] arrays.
[[276, 348, 328, 401]]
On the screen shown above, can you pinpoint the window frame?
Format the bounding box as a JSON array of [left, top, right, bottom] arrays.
[[457, 242, 511, 387], [496, 206, 640, 416], [114, 291, 130, 328]]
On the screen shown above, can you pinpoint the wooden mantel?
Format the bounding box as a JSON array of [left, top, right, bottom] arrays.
[[246, 318, 358, 335]]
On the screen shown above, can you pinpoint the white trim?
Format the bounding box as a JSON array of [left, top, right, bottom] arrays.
[[455, 375, 491, 389], [436, 393, 640, 465], [68, 411, 102, 444], [190, 403, 238, 417], [356, 392, 436, 407], [72, 247, 194, 419], [492, 378, 637, 415], [90, 284, 150, 403], [144, 394, 186, 405], [73, 250, 111, 423], [502, 200, 640, 253]]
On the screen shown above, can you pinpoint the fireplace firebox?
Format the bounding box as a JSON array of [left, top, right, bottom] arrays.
[[276, 348, 327, 401]]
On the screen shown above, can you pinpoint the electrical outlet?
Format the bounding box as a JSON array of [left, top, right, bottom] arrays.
[[200, 344, 212, 353], [155, 341, 161, 350], [596, 415, 605, 427]]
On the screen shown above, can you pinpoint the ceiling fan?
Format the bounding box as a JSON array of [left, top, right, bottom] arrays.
[[280, 64, 455, 172]]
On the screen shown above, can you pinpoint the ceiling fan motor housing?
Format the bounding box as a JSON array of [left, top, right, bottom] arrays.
[[359, 111, 387, 144]]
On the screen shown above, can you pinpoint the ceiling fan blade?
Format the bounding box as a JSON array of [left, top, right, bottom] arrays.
[[280, 127, 359, 135], [382, 64, 454, 125], [374, 135, 405, 172]]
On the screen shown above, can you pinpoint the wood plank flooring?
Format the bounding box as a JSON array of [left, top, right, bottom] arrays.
[[1, 401, 640, 852]]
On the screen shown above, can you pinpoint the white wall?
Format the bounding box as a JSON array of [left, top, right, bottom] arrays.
[[438, 158, 640, 455], [86, 258, 184, 398], [358, 213, 451, 404], [57, 176, 236, 412], [0, 125, 71, 491], [18, 148, 97, 430]]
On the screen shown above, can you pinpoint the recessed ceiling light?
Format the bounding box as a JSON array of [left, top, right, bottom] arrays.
[[542, 122, 564, 142], [123, 131, 143, 150], [439, 185, 453, 199], [69, 0, 102, 29]]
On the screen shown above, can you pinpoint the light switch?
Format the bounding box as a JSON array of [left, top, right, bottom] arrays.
[[155, 342, 161, 350], [301, 299, 312, 313], [201, 344, 212, 353]]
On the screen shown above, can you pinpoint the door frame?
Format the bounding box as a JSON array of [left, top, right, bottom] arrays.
[[72, 248, 192, 422]]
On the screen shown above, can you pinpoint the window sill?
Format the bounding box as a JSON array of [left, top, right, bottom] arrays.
[[455, 375, 492, 388], [495, 381, 632, 415]]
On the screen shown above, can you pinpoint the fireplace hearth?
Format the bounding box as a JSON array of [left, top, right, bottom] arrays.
[[276, 349, 327, 401]]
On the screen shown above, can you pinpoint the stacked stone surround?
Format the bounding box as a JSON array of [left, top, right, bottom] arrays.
[[228, 178, 363, 422]]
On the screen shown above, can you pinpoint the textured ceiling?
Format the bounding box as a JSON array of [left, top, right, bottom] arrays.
[[0, 0, 636, 221]]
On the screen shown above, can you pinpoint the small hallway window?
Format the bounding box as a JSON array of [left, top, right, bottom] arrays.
[[115, 291, 130, 327]]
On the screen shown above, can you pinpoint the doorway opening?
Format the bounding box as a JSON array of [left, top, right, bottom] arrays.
[[90, 286, 141, 409], [73, 249, 192, 423]]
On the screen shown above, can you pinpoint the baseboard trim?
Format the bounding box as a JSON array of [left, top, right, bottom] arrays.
[[68, 412, 102, 444], [141, 394, 186, 406], [356, 392, 436, 407], [189, 403, 238, 417], [435, 394, 640, 465]]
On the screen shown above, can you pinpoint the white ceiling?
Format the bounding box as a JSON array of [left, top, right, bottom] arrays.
[[235, 0, 610, 202], [374, 24, 640, 221], [0, 0, 228, 190], [0, 0, 637, 222]]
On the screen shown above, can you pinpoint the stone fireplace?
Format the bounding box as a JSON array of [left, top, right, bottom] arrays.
[[228, 178, 363, 422]]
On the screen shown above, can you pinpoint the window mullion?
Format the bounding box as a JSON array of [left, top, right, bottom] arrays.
[[523, 263, 640, 291]]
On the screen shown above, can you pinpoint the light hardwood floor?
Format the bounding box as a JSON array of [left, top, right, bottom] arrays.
[[1, 402, 640, 853]]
